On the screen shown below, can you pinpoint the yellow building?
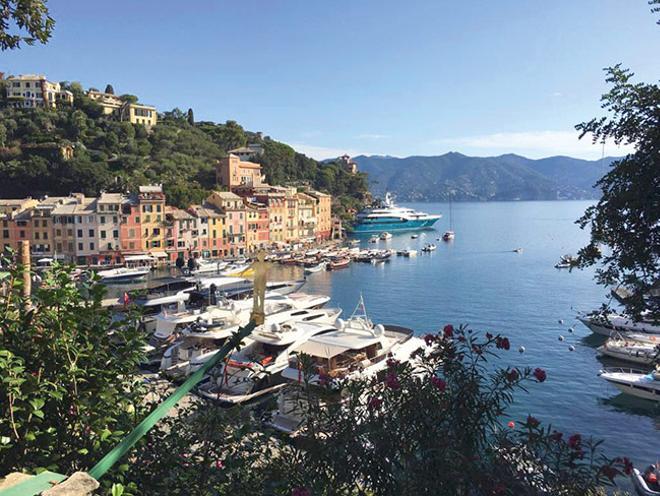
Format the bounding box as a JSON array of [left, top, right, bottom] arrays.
[[4, 74, 73, 109], [138, 185, 166, 255], [86, 90, 158, 127], [307, 190, 332, 240], [284, 187, 299, 243], [296, 192, 317, 241]]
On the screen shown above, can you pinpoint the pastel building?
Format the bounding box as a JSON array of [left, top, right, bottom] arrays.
[[138, 185, 166, 257], [206, 191, 246, 256], [87, 90, 158, 127], [4, 74, 73, 109], [284, 187, 299, 243], [307, 190, 332, 240], [254, 187, 286, 245], [165, 207, 197, 262], [296, 192, 317, 241], [96, 193, 123, 264], [217, 154, 264, 192], [244, 200, 269, 253]]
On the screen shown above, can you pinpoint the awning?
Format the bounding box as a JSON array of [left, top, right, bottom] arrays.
[[124, 255, 154, 262], [150, 252, 168, 259], [295, 340, 350, 359]]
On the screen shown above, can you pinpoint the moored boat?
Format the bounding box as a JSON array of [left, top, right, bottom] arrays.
[[327, 258, 350, 270], [632, 463, 660, 496], [421, 243, 437, 252], [379, 232, 393, 240], [599, 367, 660, 403], [597, 338, 659, 365], [304, 262, 327, 274], [353, 192, 440, 234], [577, 312, 660, 337], [98, 266, 150, 283]]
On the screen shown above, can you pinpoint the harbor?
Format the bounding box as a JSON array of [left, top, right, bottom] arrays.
[[94, 200, 659, 469]]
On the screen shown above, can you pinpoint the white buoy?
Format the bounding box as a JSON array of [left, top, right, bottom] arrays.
[[558, 335, 565, 341], [558, 319, 564, 325], [568, 327, 574, 333], [568, 345, 575, 352], [518, 346, 525, 353]]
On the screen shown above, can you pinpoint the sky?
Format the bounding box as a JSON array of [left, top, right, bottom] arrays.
[[3, 0, 659, 160]]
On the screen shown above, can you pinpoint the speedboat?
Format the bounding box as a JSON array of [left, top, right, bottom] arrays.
[[98, 266, 150, 283], [369, 235, 379, 244], [421, 243, 437, 252], [196, 309, 343, 404], [577, 312, 660, 337], [442, 230, 455, 241], [632, 463, 660, 496], [353, 192, 440, 234], [599, 367, 660, 403], [411, 234, 419, 239], [327, 258, 350, 270], [220, 263, 252, 277], [401, 249, 417, 257], [265, 297, 423, 436], [513, 248, 523, 254], [597, 338, 658, 365], [379, 232, 393, 240], [189, 259, 228, 275]]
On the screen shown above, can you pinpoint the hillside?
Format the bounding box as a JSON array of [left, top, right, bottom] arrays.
[[0, 86, 368, 215], [353, 153, 619, 201]]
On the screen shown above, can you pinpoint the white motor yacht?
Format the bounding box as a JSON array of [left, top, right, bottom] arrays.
[[98, 266, 150, 283], [597, 338, 658, 365], [190, 259, 228, 275], [599, 367, 660, 403], [578, 311, 660, 337], [402, 249, 417, 257], [379, 232, 393, 240], [196, 309, 343, 403], [265, 297, 423, 436], [421, 243, 437, 252]]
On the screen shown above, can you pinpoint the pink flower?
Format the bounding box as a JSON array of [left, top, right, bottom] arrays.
[[384, 372, 400, 390], [526, 415, 540, 428], [622, 457, 634, 475], [506, 369, 519, 382], [496, 337, 510, 350], [568, 433, 581, 449], [507, 421, 515, 429], [431, 376, 446, 392], [367, 397, 383, 410], [214, 459, 224, 469], [533, 368, 547, 382], [292, 488, 311, 496], [443, 324, 454, 338]]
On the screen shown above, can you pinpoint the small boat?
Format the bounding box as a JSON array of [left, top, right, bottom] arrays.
[[369, 235, 379, 244], [98, 266, 150, 283], [411, 234, 419, 239], [599, 367, 660, 403], [421, 243, 437, 252], [348, 239, 360, 247], [190, 259, 228, 275], [632, 463, 660, 496], [379, 232, 393, 240], [443, 195, 455, 241], [304, 262, 326, 274], [442, 231, 455, 241], [513, 248, 523, 253], [401, 249, 417, 257], [327, 258, 350, 270], [597, 338, 658, 365], [554, 262, 572, 269]]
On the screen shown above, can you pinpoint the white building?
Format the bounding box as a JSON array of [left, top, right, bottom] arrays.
[[5, 74, 73, 109]]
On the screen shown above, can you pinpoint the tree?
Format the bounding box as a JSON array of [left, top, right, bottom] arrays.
[[575, 15, 660, 321], [187, 108, 194, 126], [0, 261, 147, 475], [105, 84, 115, 95], [119, 94, 138, 104], [0, 0, 54, 50]]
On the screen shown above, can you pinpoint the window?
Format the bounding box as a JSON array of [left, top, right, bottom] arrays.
[[89, 242, 95, 250], [77, 216, 82, 223], [88, 229, 94, 237], [128, 228, 135, 238], [113, 230, 119, 238], [56, 229, 61, 236], [42, 220, 47, 227], [100, 216, 106, 224], [144, 215, 151, 222], [113, 216, 118, 224], [19, 230, 25, 238], [1, 230, 7, 238], [78, 242, 83, 250], [67, 229, 73, 236], [43, 232, 48, 240], [135, 216, 140, 223], [56, 243, 62, 252], [88, 216, 94, 222], [129, 242, 135, 249], [144, 228, 149, 237], [156, 205, 161, 212], [100, 230, 106, 239], [156, 215, 161, 222], [152, 228, 160, 236]]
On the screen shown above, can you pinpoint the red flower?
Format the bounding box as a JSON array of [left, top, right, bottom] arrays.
[[443, 324, 454, 338], [567, 433, 581, 449], [507, 421, 515, 429], [386, 357, 400, 368], [533, 368, 547, 382], [526, 415, 540, 428], [600, 464, 620, 482], [385, 372, 400, 390], [506, 369, 519, 382], [214, 459, 224, 469], [472, 344, 483, 355], [496, 337, 510, 350], [431, 376, 446, 392], [367, 396, 383, 410], [424, 333, 436, 346], [550, 431, 563, 442], [292, 488, 311, 496]]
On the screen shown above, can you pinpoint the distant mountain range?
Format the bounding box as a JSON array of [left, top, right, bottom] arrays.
[[352, 153, 620, 201]]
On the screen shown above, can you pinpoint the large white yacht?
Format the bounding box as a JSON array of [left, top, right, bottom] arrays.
[[599, 367, 660, 403], [577, 311, 660, 337], [353, 193, 441, 234]]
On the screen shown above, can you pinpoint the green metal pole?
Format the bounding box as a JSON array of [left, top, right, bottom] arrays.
[[88, 321, 255, 480]]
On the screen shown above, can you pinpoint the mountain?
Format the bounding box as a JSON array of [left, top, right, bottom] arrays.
[[353, 153, 620, 201]]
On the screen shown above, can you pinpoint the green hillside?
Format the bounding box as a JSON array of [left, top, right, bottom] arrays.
[[0, 83, 368, 216]]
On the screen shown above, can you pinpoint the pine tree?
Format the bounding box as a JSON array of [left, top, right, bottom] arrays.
[[105, 84, 115, 94], [187, 108, 195, 125]]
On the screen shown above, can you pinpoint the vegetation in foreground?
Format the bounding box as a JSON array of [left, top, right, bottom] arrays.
[[0, 261, 634, 495]]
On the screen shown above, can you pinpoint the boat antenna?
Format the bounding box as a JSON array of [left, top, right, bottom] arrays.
[[350, 293, 372, 325]]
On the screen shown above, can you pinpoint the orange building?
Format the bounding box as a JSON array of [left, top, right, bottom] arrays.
[[217, 154, 264, 192], [308, 190, 332, 240]]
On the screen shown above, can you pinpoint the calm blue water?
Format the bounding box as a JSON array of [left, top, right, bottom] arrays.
[[299, 201, 660, 466]]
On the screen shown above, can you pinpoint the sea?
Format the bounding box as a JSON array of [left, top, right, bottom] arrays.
[[116, 200, 659, 467]]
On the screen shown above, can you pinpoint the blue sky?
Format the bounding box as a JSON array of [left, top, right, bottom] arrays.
[[3, 0, 658, 159]]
